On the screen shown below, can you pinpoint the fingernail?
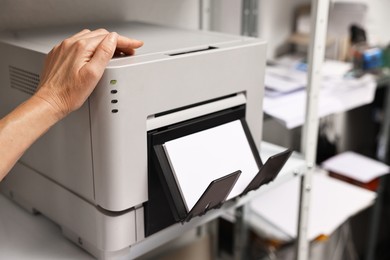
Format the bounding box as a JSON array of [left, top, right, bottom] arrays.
[[134, 39, 144, 46]]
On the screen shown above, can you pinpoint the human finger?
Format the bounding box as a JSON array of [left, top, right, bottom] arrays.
[[71, 28, 109, 42], [115, 35, 143, 55], [69, 33, 142, 60], [82, 32, 118, 80], [76, 32, 143, 55], [51, 28, 92, 51], [69, 29, 92, 39], [62, 29, 107, 48], [58, 29, 93, 47], [71, 34, 113, 61]]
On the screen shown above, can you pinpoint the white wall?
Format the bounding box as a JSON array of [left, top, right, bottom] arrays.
[[210, 0, 242, 35], [257, 0, 311, 59], [209, 0, 311, 59], [209, 0, 310, 59], [0, 0, 200, 32], [365, 0, 390, 45]]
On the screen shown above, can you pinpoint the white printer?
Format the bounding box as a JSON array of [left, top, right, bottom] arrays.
[[0, 22, 291, 259]]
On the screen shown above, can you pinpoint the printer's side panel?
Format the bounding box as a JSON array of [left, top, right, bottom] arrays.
[[22, 105, 95, 202], [0, 43, 45, 118], [0, 42, 95, 202], [90, 41, 266, 212]]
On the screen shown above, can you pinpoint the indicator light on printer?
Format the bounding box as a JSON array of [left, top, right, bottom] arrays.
[[110, 80, 117, 85]]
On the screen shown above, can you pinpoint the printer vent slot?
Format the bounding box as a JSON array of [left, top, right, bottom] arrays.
[[167, 46, 218, 56], [9, 66, 40, 95]]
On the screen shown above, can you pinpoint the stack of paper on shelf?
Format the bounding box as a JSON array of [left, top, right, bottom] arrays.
[[321, 151, 389, 189], [263, 57, 376, 129], [264, 66, 307, 97]]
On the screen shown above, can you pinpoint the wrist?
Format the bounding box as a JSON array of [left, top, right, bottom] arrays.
[[33, 86, 68, 121], [30, 92, 65, 123]]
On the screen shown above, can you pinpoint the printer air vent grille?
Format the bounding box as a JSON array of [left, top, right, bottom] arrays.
[[9, 66, 40, 95]]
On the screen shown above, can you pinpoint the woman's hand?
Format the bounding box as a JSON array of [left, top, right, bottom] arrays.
[[35, 29, 143, 120]]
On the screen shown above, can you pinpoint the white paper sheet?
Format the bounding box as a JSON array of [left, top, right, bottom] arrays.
[[250, 173, 376, 241], [164, 120, 259, 211], [322, 60, 352, 78], [265, 66, 307, 94], [263, 74, 376, 129], [264, 74, 305, 94], [321, 151, 390, 183]]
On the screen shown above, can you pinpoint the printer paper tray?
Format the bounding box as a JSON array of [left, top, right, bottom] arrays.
[[145, 105, 291, 236]]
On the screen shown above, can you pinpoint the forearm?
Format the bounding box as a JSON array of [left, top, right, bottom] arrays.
[[0, 94, 59, 181]]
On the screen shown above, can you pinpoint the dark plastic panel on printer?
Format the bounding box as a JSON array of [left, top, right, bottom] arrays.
[[144, 105, 291, 236], [145, 105, 253, 236]]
